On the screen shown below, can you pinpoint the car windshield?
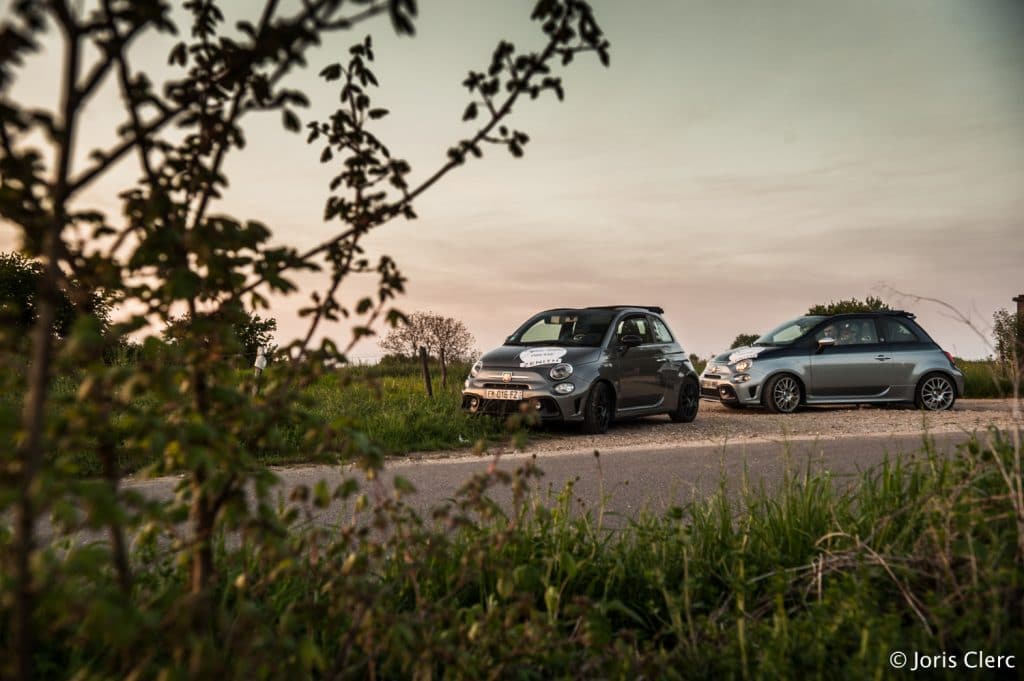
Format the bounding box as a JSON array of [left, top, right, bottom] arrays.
[[753, 315, 826, 346], [507, 309, 617, 347]]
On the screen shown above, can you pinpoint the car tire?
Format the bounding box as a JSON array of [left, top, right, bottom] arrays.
[[764, 373, 802, 414], [915, 372, 957, 411], [670, 379, 700, 423], [582, 382, 614, 434]]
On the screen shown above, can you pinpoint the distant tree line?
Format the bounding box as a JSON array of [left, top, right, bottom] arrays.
[[992, 307, 1023, 371], [2, 251, 275, 367], [0, 251, 111, 341]]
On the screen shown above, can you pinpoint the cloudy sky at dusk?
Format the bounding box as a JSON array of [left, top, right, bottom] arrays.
[[2, 0, 1022, 360]]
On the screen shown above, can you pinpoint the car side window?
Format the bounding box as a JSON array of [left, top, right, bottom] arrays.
[[828, 317, 878, 346], [650, 317, 673, 343], [878, 317, 920, 343], [616, 316, 652, 344]]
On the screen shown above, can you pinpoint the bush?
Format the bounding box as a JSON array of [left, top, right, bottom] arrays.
[[958, 358, 1017, 398]]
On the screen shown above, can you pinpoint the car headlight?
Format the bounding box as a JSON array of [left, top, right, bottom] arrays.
[[734, 359, 753, 372], [470, 360, 483, 378], [706, 364, 718, 374], [553, 382, 575, 394], [549, 363, 573, 380]]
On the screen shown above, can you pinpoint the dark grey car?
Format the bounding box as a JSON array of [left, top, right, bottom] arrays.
[[462, 306, 700, 433], [699, 310, 965, 413]]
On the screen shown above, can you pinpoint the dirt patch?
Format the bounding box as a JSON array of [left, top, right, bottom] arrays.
[[406, 398, 1022, 461]]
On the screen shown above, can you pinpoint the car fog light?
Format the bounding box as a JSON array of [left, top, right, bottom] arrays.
[[531, 398, 543, 410], [469, 396, 480, 412], [554, 382, 575, 395], [733, 374, 751, 383]]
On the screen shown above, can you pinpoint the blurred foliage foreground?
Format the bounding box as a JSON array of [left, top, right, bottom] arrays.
[[0, 428, 1021, 679], [1, 359, 506, 477]]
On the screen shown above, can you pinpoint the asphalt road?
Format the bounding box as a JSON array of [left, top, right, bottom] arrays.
[[126, 430, 982, 528]]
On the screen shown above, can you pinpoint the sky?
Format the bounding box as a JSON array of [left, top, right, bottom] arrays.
[[2, 0, 1023, 360]]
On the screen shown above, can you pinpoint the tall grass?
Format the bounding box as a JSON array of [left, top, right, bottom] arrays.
[[38, 358, 506, 474], [956, 358, 1017, 398], [296, 367, 503, 457], [19, 428, 1022, 679]]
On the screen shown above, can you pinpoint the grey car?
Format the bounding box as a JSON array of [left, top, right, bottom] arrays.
[[462, 306, 701, 433], [699, 310, 965, 413]]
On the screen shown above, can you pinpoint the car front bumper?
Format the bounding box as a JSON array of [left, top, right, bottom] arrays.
[[699, 368, 764, 405], [461, 372, 589, 423]]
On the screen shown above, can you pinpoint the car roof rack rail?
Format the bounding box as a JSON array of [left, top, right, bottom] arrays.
[[586, 305, 665, 314]]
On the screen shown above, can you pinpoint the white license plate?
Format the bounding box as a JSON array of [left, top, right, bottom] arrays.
[[700, 379, 717, 390], [485, 389, 524, 401]]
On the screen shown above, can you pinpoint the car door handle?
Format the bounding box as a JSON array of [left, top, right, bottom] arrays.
[[875, 355, 892, 361]]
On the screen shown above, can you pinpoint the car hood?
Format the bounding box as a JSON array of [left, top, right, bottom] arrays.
[[712, 345, 788, 364], [480, 345, 602, 369]]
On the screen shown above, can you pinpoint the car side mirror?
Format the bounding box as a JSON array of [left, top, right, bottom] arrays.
[[619, 334, 644, 350], [817, 337, 836, 353]]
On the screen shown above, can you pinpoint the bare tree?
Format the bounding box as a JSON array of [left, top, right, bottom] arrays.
[[380, 310, 474, 385]]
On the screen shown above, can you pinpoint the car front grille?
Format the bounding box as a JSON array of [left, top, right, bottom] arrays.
[[482, 383, 531, 391]]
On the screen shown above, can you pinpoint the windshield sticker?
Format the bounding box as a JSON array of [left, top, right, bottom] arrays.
[[728, 346, 767, 363], [519, 347, 567, 367]]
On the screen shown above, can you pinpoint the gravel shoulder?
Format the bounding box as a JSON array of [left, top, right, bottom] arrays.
[[407, 398, 1022, 462]]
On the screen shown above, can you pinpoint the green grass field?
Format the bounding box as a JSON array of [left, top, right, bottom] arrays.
[[297, 367, 505, 456]]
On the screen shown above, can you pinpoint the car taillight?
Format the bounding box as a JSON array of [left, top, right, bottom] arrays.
[[943, 351, 956, 366]]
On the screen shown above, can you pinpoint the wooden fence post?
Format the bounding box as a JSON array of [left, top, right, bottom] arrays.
[[440, 346, 447, 388], [419, 346, 433, 398], [253, 346, 268, 396]]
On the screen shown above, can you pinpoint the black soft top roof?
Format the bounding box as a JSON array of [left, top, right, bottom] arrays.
[[585, 305, 665, 314], [827, 310, 915, 319]]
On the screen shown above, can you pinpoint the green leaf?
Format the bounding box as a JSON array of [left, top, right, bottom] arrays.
[[282, 109, 301, 132], [168, 42, 187, 66], [319, 63, 342, 81]]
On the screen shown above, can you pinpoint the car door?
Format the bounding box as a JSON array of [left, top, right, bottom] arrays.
[[876, 315, 929, 398], [808, 317, 891, 398], [648, 315, 683, 404], [614, 314, 662, 409]]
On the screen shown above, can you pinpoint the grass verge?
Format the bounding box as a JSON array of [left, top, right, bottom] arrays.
[[13, 428, 1023, 679]]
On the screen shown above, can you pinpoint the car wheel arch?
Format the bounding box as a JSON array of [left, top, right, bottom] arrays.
[[760, 369, 807, 396], [762, 371, 806, 408], [591, 378, 617, 415], [914, 370, 959, 410], [919, 369, 960, 397]]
